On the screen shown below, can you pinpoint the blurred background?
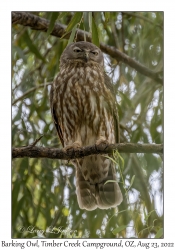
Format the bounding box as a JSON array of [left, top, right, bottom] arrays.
[[12, 12, 163, 238]]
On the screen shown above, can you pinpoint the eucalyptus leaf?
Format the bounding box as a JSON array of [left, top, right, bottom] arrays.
[[130, 175, 135, 187], [23, 31, 45, 62], [66, 12, 83, 33], [104, 180, 117, 185], [92, 16, 99, 47], [88, 12, 92, 33], [46, 12, 59, 36], [155, 228, 163, 238], [68, 24, 78, 44], [112, 225, 127, 235]]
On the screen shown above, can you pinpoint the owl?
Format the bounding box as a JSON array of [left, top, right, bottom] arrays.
[[50, 41, 123, 210]]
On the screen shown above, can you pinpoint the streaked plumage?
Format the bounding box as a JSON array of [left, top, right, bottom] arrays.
[[50, 41, 122, 210]]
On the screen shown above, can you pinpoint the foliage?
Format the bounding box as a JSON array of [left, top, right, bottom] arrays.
[[12, 11, 163, 238]]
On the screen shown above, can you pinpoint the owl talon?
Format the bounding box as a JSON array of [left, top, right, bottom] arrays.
[[64, 141, 82, 152], [95, 137, 109, 146], [95, 137, 110, 152]]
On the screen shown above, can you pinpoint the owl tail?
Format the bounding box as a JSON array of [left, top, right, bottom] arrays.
[[75, 161, 123, 211]]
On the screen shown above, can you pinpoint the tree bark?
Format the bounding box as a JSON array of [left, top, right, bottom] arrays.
[[12, 143, 163, 160]]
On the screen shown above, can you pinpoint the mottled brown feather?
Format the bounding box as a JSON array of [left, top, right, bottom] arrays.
[[50, 84, 64, 147], [50, 41, 123, 210]]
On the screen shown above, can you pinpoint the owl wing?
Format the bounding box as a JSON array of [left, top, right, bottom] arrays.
[[50, 84, 64, 147], [104, 73, 120, 143]]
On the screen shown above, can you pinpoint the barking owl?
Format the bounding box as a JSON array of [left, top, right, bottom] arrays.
[[50, 41, 123, 210]]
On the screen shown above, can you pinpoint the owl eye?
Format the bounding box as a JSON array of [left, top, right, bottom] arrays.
[[91, 51, 98, 56], [73, 48, 82, 53]]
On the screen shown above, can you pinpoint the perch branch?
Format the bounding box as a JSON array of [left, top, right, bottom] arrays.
[[12, 11, 162, 84], [12, 143, 163, 160]]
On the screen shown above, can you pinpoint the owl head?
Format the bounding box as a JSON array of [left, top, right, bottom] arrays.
[[60, 41, 104, 67]]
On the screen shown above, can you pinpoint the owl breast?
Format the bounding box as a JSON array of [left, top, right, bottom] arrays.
[[53, 61, 115, 147]]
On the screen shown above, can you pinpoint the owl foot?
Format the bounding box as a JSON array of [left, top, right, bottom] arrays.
[[95, 137, 109, 147], [64, 141, 82, 152], [63, 141, 82, 163]]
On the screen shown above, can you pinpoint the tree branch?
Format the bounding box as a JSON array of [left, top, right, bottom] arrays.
[[12, 11, 162, 84], [12, 82, 53, 105], [12, 143, 163, 160], [122, 12, 163, 29]]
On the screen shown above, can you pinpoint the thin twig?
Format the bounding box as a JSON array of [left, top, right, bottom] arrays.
[[12, 82, 53, 105], [29, 135, 44, 147], [122, 12, 163, 29]]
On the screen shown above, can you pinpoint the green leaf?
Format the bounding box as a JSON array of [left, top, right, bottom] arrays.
[[68, 24, 78, 44], [12, 196, 25, 224], [23, 31, 45, 62], [130, 175, 135, 187], [104, 180, 117, 185], [127, 175, 135, 192], [155, 228, 163, 238], [13, 46, 27, 63], [66, 12, 83, 33], [92, 17, 100, 47], [104, 12, 110, 22], [144, 210, 156, 223], [57, 12, 67, 20], [12, 184, 20, 207], [83, 12, 89, 32], [92, 16, 99, 47], [103, 155, 118, 165], [62, 207, 69, 216], [13, 103, 22, 121], [112, 225, 127, 235], [113, 150, 125, 170], [83, 25, 86, 42], [119, 91, 133, 108], [46, 12, 59, 36], [89, 12, 92, 33], [61, 12, 83, 40]]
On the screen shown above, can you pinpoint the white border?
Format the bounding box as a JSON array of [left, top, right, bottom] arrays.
[[0, 0, 174, 244]]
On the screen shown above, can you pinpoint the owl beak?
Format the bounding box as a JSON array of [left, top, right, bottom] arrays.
[[84, 51, 89, 62]]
